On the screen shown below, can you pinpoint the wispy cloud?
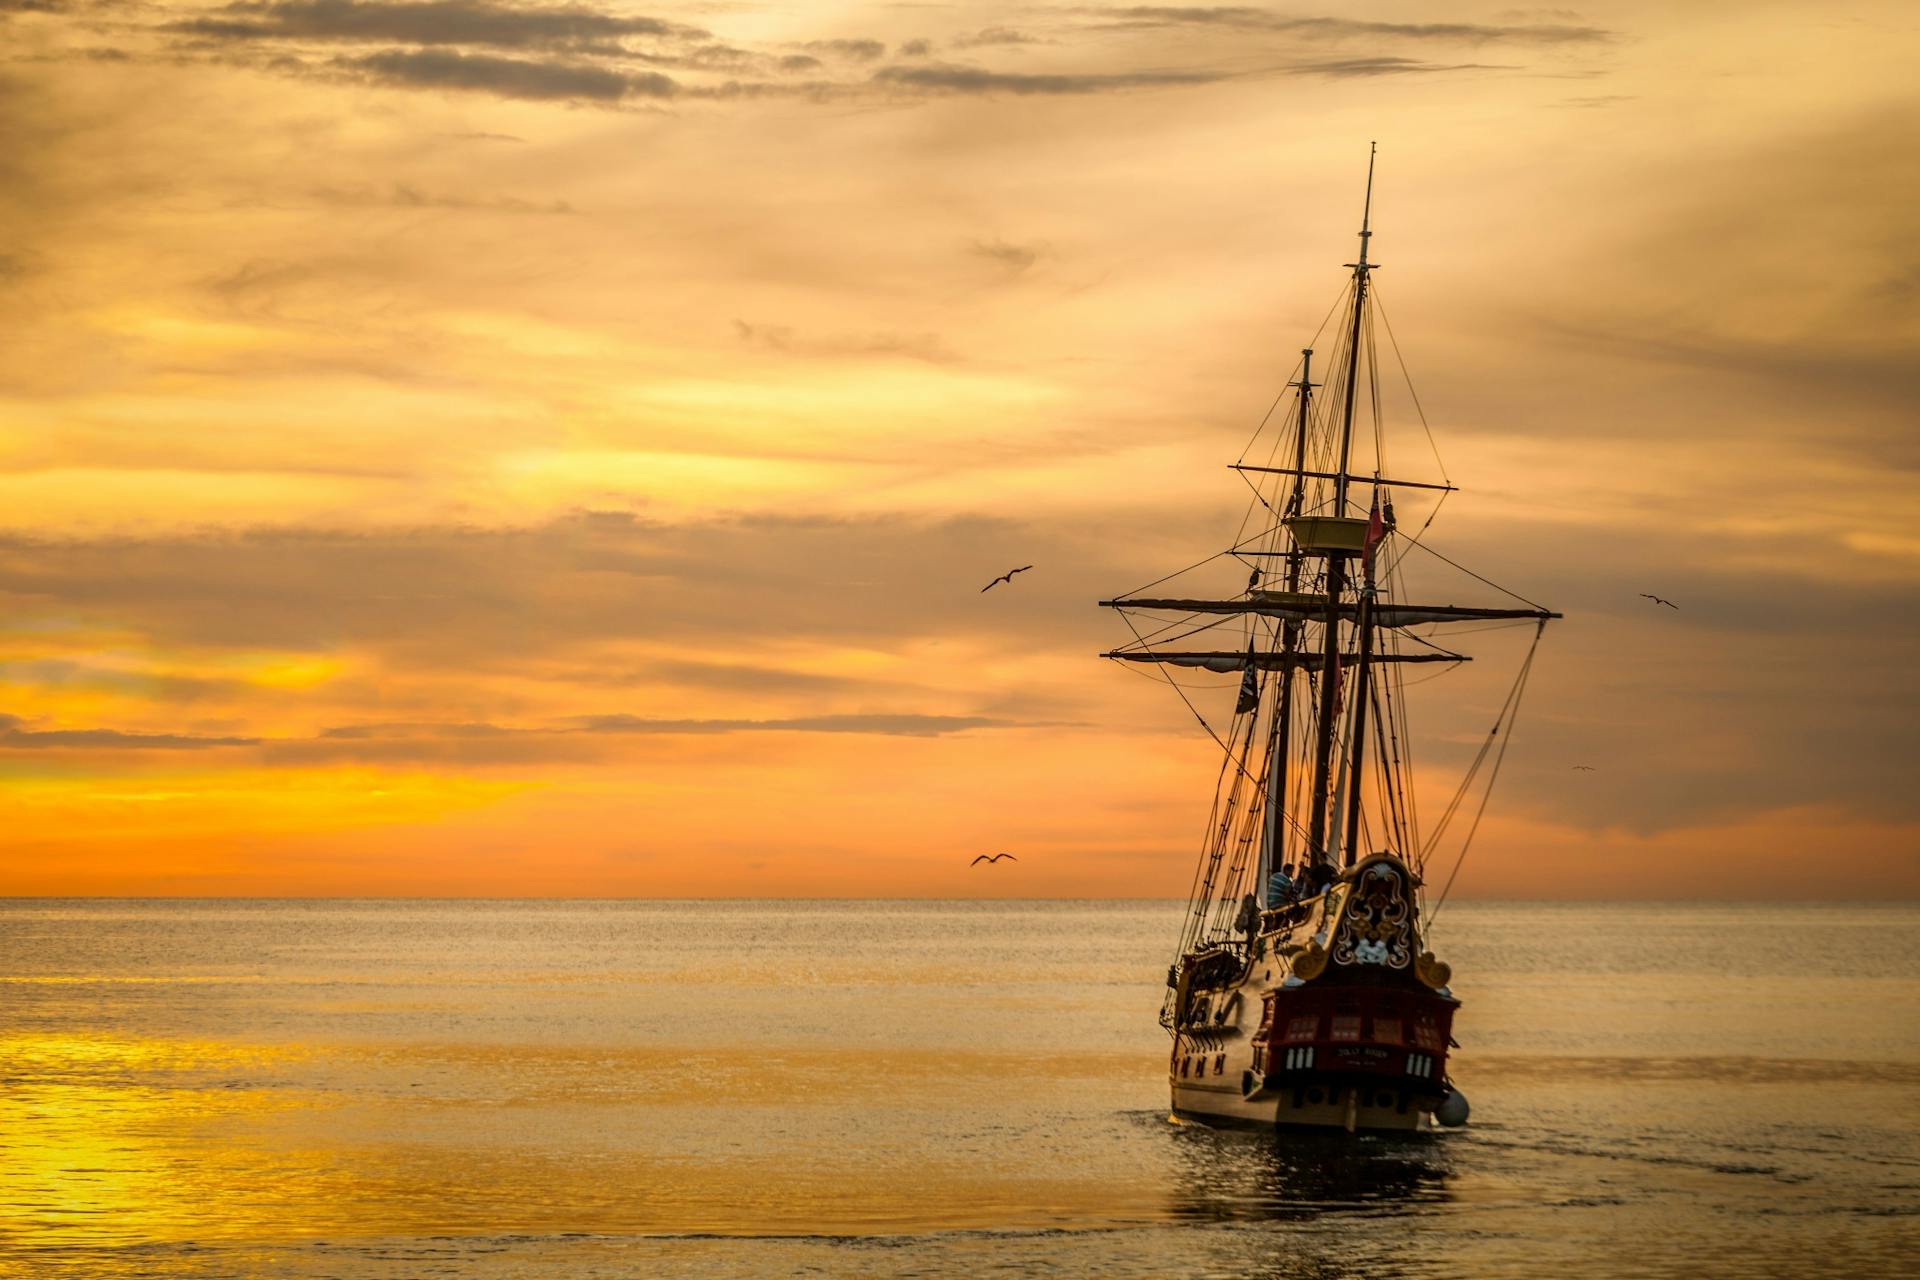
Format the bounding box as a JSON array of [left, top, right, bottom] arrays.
[[0, 713, 258, 750], [1093, 8, 1612, 43], [168, 0, 705, 50], [338, 47, 675, 100], [872, 62, 1223, 95]]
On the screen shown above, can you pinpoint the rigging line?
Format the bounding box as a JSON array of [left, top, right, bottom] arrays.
[[1113, 512, 1292, 605], [1118, 612, 1264, 796], [1398, 532, 1553, 612], [1110, 660, 1252, 693], [1239, 285, 1354, 467], [1112, 549, 1234, 601], [1370, 284, 1450, 486], [1428, 622, 1546, 929], [1371, 671, 1409, 853], [1109, 609, 1246, 652], [1234, 466, 1279, 516], [1365, 298, 1386, 487], [1237, 385, 1292, 471], [1417, 613, 1541, 862]]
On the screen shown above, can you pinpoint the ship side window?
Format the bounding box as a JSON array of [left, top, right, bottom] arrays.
[[1214, 1053, 1226, 1075], [1372, 1016, 1403, 1045], [1284, 1015, 1318, 1043], [1412, 1016, 1441, 1049], [1180, 1056, 1190, 1078], [1330, 1013, 1362, 1042]]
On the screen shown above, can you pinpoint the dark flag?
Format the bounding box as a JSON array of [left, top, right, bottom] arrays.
[[1235, 648, 1260, 714]]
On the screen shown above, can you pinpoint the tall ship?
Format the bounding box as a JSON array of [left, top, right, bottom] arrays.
[[1101, 150, 1558, 1132]]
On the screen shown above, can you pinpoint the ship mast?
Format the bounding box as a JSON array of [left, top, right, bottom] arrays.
[[1307, 142, 1376, 871], [1260, 348, 1314, 901]]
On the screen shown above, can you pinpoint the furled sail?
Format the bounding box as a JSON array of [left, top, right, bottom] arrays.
[[1101, 649, 1468, 671], [1100, 598, 1558, 626]]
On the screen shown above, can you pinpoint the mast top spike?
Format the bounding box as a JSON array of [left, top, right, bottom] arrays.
[[1357, 142, 1376, 267]]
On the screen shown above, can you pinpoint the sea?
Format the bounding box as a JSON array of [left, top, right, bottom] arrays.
[[0, 900, 1914, 1279]]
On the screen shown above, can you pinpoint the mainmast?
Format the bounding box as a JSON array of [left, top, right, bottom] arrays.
[[1306, 143, 1377, 871]]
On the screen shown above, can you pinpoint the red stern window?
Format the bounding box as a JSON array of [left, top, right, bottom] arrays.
[[1331, 1015, 1361, 1042], [1372, 1017, 1403, 1045], [1284, 1016, 1319, 1043]]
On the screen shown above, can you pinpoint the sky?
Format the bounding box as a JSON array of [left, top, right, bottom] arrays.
[[0, 0, 1915, 897]]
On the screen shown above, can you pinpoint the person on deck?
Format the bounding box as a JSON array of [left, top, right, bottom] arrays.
[[1265, 863, 1296, 906], [1300, 861, 1334, 898], [1235, 892, 1260, 953]]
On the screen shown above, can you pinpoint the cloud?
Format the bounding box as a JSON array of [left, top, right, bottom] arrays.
[[309, 182, 577, 214], [732, 319, 960, 364], [953, 27, 1040, 49], [802, 38, 886, 61], [1290, 56, 1510, 77], [0, 713, 258, 750], [967, 237, 1046, 273], [1094, 8, 1611, 43], [339, 47, 674, 100], [167, 0, 705, 50], [873, 62, 1223, 96]]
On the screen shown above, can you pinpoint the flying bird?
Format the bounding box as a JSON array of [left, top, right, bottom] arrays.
[[1639, 593, 1679, 609], [981, 565, 1033, 592], [970, 853, 1018, 866]]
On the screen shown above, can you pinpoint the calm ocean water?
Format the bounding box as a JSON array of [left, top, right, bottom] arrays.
[[0, 900, 1915, 1278]]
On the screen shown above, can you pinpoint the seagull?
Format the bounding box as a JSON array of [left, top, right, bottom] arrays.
[[970, 853, 1018, 866], [980, 565, 1033, 592], [1639, 593, 1679, 609], [1572, 765, 1597, 772]]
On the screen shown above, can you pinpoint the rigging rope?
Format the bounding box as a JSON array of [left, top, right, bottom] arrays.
[[1425, 620, 1547, 927]]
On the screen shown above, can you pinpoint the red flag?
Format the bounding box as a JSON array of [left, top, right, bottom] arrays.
[[1362, 493, 1386, 578]]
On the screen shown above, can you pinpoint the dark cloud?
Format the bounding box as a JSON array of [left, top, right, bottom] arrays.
[[1095, 8, 1611, 43], [340, 48, 674, 100], [897, 38, 931, 58], [803, 38, 886, 61], [0, 713, 257, 751], [309, 182, 577, 214], [968, 237, 1046, 273], [777, 54, 821, 72], [732, 319, 960, 364], [0, 511, 1121, 665], [1291, 56, 1510, 77], [953, 27, 1040, 49], [873, 62, 1222, 95], [166, 0, 705, 51], [253, 712, 1030, 765]]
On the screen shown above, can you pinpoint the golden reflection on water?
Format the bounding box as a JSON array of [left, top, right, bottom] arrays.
[[0, 1035, 310, 1249], [0, 1034, 1174, 1254]]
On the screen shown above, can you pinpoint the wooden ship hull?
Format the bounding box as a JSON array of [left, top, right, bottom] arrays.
[[1168, 855, 1456, 1132]]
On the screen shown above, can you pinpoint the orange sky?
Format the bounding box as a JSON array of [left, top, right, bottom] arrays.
[[1, 1, 1916, 896]]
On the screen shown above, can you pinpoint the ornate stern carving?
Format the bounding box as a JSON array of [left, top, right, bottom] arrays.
[[1331, 861, 1415, 969], [1415, 951, 1452, 990]]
